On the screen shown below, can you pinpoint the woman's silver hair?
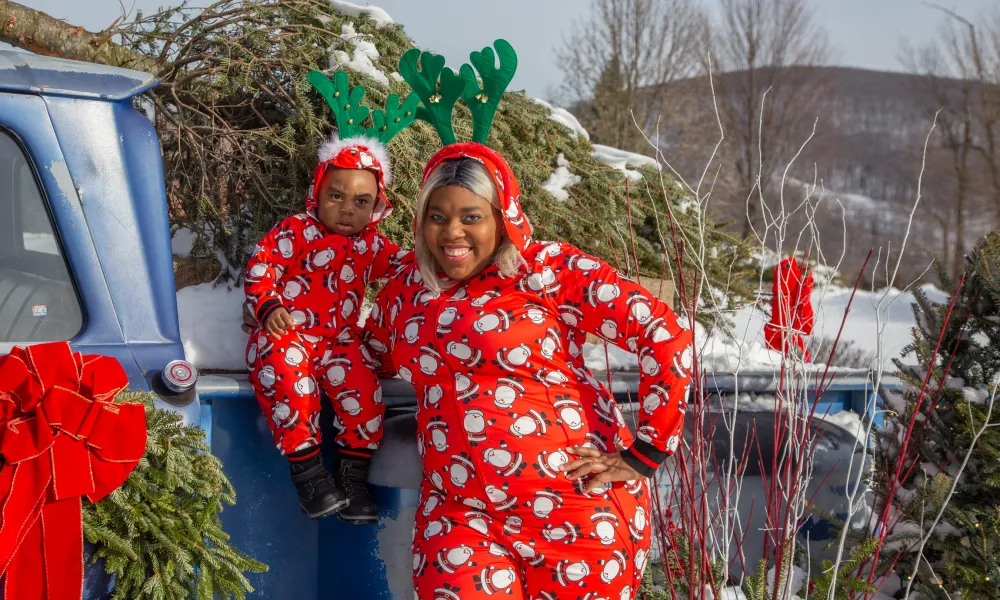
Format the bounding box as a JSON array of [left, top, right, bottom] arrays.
[[414, 158, 526, 293]]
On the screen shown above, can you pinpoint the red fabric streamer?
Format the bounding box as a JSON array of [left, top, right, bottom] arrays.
[[0, 342, 146, 600], [763, 257, 815, 361]]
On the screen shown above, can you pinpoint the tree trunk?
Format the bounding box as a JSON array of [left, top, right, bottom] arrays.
[[951, 115, 973, 279], [0, 0, 155, 72], [985, 121, 1000, 230]]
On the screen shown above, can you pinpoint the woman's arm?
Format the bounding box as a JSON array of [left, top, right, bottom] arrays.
[[540, 242, 694, 477], [359, 267, 404, 378]]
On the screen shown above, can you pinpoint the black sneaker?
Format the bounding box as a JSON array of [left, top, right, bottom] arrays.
[[289, 453, 349, 520], [334, 455, 378, 524]]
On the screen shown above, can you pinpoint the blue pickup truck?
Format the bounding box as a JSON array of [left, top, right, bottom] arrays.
[[0, 51, 886, 599]]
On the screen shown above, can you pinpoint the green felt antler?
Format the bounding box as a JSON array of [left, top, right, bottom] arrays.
[[367, 92, 420, 144], [398, 48, 466, 146], [308, 70, 370, 139], [309, 70, 418, 144], [459, 39, 517, 145]]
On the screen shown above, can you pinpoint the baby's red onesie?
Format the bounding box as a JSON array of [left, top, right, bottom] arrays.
[[244, 140, 405, 458]]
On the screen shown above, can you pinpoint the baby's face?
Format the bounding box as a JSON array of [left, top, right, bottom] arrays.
[[316, 168, 378, 236]]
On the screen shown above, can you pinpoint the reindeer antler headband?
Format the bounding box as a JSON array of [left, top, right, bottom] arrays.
[[398, 39, 518, 146], [307, 70, 420, 144]]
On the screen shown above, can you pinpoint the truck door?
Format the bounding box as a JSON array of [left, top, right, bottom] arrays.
[[0, 93, 134, 375]]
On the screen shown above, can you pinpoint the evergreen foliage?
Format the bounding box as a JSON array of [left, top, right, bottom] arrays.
[[876, 231, 1000, 597], [579, 54, 638, 150], [112, 1, 754, 318], [806, 538, 881, 599], [82, 390, 267, 600], [635, 530, 728, 597]]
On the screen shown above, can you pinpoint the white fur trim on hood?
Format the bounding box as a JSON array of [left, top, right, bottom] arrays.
[[317, 134, 393, 187]]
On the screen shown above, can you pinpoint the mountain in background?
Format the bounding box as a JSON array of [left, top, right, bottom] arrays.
[[616, 66, 995, 285]]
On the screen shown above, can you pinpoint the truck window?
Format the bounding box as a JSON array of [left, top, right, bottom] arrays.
[[0, 130, 83, 342]]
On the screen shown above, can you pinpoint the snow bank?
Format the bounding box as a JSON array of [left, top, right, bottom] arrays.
[[715, 588, 748, 600], [173, 227, 250, 369], [539, 154, 581, 201], [170, 227, 197, 256], [766, 564, 806, 598], [582, 343, 639, 372], [176, 282, 249, 370], [329, 23, 389, 86], [530, 98, 590, 140], [784, 177, 878, 214], [811, 284, 948, 368], [754, 248, 840, 287], [591, 144, 660, 182], [820, 410, 867, 443], [328, 0, 395, 28]]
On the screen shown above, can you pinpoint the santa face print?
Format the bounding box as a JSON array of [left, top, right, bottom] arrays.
[[316, 167, 377, 236], [422, 184, 503, 282]]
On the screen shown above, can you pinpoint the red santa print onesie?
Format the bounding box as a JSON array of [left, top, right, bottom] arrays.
[[362, 143, 694, 599], [244, 136, 405, 459]]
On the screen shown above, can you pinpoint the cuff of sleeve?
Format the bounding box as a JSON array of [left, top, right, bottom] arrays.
[[622, 440, 668, 478], [256, 299, 283, 325]]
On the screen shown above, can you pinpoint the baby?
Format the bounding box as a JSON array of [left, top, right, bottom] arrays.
[[244, 134, 404, 523]]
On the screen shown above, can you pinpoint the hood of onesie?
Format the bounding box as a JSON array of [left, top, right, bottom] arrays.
[[421, 142, 533, 253], [306, 134, 394, 226]]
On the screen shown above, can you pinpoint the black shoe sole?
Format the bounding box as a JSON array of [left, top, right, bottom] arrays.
[[337, 512, 378, 524], [301, 497, 350, 521]]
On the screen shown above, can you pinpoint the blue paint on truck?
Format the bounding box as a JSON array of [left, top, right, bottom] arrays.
[[0, 50, 899, 599]]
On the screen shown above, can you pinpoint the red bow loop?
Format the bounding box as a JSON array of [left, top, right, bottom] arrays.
[[79, 354, 129, 403], [0, 353, 41, 415], [0, 341, 146, 600], [764, 258, 816, 361], [25, 342, 79, 395]]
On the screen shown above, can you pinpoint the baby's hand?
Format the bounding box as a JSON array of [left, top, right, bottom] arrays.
[[266, 307, 296, 337]]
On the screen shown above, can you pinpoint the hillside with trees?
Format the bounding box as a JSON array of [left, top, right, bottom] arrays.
[[557, 0, 1000, 288]]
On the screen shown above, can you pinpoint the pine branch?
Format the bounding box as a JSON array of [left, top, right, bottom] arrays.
[[83, 390, 267, 600]]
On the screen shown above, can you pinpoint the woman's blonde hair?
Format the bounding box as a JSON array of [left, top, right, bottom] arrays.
[[414, 158, 526, 293]]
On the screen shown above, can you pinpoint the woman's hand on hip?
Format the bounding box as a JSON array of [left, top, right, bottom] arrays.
[[561, 446, 644, 493]]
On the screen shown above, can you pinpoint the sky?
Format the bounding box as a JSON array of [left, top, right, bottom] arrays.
[[6, 0, 998, 99]]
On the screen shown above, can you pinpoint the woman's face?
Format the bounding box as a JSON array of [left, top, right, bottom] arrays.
[[423, 185, 503, 281]]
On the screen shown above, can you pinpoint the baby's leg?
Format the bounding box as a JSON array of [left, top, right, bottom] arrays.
[[317, 330, 386, 523], [317, 330, 386, 456], [247, 329, 323, 455], [247, 329, 347, 519]]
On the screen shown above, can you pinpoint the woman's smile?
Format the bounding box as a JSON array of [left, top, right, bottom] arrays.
[[442, 245, 473, 263]]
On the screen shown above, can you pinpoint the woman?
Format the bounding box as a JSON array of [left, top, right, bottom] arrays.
[[361, 141, 693, 600]]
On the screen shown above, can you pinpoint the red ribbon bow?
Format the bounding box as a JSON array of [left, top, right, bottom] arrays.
[[0, 342, 146, 600], [764, 257, 815, 361]]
